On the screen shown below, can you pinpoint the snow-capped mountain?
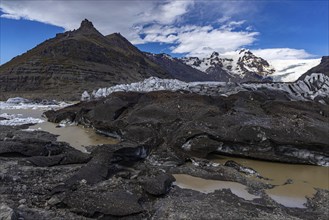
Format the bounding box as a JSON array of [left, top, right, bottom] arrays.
[[144, 52, 214, 82], [180, 49, 275, 83]]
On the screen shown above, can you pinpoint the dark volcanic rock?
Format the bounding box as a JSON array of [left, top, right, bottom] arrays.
[[47, 90, 329, 165], [0, 203, 17, 220], [1, 125, 328, 219], [224, 160, 261, 177], [28, 151, 90, 167], [0, 126, 90, 166], [63, 190, 143, 217], [143, 173, 176, 196]]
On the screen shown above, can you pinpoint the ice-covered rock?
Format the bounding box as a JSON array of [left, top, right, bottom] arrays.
[[6, 97, 31, 104], [0, 113, 44, 126], [87, 73, 329, 104], [81, 91, 91, 101]]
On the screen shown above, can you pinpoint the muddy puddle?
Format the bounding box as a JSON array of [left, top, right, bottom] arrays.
[[208, 156, 329, 208], [173, 174, 260, 201], [0, 108, 117, 152]]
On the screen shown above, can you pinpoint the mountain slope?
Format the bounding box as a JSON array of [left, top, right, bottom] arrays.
[[145, 53, 216, 82], [0, 19, 170, 100], [298, 56, 329, 80], [180, 50, 275, 83]]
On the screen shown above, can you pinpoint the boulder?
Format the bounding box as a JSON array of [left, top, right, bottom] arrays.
[[63, 190, 143, 217], [143, 173, 176, 196], [0, 204, 17, 220]]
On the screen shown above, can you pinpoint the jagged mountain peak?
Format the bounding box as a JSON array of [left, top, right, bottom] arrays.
[[80, 19, 94, 29], [180, 49, 275, 82], [73, 19, 102, 36]]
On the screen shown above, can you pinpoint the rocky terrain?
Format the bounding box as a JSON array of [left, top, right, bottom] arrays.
[[0, 19, 170, 100], [47, 87, 329, 166], [0, 122, 328, 219], [1, 79, 329, 219]]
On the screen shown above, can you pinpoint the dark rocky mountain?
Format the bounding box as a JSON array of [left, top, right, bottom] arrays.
[[298, 56, 329, 80], [180, 50, 275, 82], [0, 19, 170, 100]]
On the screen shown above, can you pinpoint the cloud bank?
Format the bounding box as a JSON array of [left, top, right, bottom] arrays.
[[252, 48, 313, 60], [0, 0, 315, 59]]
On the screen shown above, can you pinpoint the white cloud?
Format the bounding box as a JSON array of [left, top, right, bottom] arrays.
[[153, 0, 194, 24], [219, 20, 246, 31], [0, 0, 192, 42], [172, 27, 258, 57], [135, 22, 258, 57], [2, 0, 311, 60], [217, 16, 231, 24], [252, 48, 314, 60]]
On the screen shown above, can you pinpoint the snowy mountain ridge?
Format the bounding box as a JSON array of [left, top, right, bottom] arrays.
[[180, 49, 275, 80]]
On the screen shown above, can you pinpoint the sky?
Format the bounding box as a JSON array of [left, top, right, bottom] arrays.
[[0, 0, 328, 64]]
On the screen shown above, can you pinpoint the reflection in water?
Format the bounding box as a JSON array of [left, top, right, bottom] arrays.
[[173, 174, 260, 201], [211, 156, 329, 208]]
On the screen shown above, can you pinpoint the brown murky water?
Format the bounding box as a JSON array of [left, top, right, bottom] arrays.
[[173, 174, 260, 201], [208, 156, 329, 208], [1, 108, 117, 152]]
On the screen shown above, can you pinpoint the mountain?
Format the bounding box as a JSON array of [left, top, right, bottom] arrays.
[[0, 19, 170, 100], [180, 50, 275, 83], [298, 56, 329, 80], [144, 53, 215, 82]]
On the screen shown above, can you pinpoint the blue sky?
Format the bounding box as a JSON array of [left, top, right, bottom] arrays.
[[1, 0, 328, 64]]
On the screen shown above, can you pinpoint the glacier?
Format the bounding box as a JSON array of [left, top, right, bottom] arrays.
[[84, 73, 329, 105]]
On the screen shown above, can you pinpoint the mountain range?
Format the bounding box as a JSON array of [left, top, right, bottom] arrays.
[[0, 19, 326, 100]]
